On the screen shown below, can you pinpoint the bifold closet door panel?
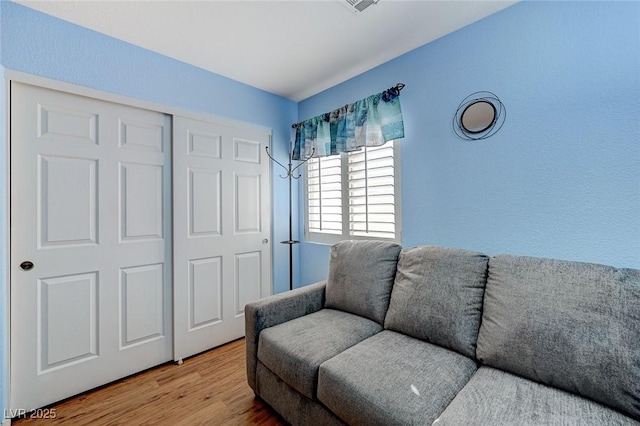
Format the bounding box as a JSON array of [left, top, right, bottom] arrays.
[[172, 115, 272, 361], [10, 81, 173, 411]]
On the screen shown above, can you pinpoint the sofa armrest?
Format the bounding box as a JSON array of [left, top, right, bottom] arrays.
[[245, 280, 327, 391]]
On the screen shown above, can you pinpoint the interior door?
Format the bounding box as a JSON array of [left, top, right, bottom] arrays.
[[10, 82, 173, 410], [173, 116, 271, 361]]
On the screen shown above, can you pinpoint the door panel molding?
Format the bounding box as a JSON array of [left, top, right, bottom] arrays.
[[38, 271, 99, 373]]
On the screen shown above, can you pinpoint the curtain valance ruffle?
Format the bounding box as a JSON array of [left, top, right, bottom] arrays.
[[292, 84, 405, 160]]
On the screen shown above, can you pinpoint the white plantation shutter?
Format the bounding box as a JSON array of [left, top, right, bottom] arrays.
[[348, 142, 396, 238], [307, 155, 342, 234], [306, 140, 400, 243]]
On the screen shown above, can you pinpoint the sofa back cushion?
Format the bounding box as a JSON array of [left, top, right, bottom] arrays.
[[477, 254, 640, 421], [326, 240, 401, 325], [384, 246, 489, 358]]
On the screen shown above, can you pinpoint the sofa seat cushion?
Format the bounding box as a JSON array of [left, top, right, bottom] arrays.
[[477, 255, 640, 420], [317, 330, 478, 426], [257, 308, 382, 400], [434, 367, 639, 425], [385, 246, 489, 358]]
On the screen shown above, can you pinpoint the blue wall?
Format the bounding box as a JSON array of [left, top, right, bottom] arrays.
[[298, 0, 640, 284], [0, 1, 297, 417]]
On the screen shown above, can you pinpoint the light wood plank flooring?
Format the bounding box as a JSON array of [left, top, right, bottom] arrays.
[[13, 338, 285, 426]]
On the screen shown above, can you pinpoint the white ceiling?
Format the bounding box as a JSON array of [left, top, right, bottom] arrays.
[[16, 0, 517, 101]]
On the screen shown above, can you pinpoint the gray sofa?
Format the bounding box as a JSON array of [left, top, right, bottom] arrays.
[[245, 240, 640, 425]]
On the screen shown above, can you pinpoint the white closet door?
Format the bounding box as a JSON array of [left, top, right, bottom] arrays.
[[10, 82, 173, 410], [173, 116, 271, 361]]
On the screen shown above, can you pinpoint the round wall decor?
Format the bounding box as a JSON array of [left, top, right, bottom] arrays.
[[453, 91, 505, 140]]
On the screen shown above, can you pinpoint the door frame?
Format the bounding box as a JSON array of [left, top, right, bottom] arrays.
[[5, 70, 274, 134], [3, 69, 273, 414]]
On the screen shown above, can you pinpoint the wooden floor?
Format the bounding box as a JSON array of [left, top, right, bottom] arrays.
[[13, 339, 286, 426]]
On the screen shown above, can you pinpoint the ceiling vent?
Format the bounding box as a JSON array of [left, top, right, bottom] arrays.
[[339, 0, 380, 14]]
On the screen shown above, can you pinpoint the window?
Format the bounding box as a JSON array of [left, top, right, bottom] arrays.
[[305, 140, 401, 244]]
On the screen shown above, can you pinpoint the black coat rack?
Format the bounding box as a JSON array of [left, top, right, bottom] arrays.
[[265, 145, 314, 291]]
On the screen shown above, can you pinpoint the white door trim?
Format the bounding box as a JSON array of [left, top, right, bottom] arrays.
[[4, 69, 273, 136], [2, 75, 11, 425]]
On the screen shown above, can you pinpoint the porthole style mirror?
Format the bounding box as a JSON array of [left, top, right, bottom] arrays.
[[461, 101, 496, 133], [453, 92, 505, 140]]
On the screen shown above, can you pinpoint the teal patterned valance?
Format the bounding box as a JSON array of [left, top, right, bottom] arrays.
[[292, 84, 405, 160]]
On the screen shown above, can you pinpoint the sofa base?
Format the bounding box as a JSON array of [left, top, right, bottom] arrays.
[[256, 361, 345, 426]]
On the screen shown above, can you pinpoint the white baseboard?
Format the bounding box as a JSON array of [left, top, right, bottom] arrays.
[[1, 418, 11, 426]]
